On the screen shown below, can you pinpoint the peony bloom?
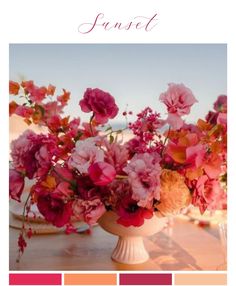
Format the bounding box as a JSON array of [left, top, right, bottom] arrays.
[[37, 190, 72, 227], [192, 175, 226, 214], [73, 197, 106, 225], [123, 153, 161, 208], [156, 169, 191, 216], [9, 169, 25, 202], [10, 130, 57, 179], [159, 83, 197, 129], [88, 162, 116, 186], [213, 95, 227, 113], [79, 88, 119, 124], [117, 195, 153, 227], [68, 138, 104, 174]]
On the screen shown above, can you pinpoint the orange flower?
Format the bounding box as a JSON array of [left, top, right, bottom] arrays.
[[47, 84, 56, 96], [156, 169, 191, 216], [9, 81, 20, 95], [9, 101, 18, 115]]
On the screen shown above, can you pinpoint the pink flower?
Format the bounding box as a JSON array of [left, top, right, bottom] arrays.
[[217, 112, 227, 128], [79, 88, 119, 124], [88, 162, 116, 186], [104, 141, 129, 174], [213, 95, 227, 113], [10, 130, 57, 179], [68, 138, 104, 173], [123, 153, 161, 208], [23, 81, 47, 103], [159, 83, 197, 129], [192, 175, 226, 214], [9, 169, 25, 202], [117, 195, 153, 227], [73, 197, 106, 225], [15, 106, 33, 119], [37, 190, 72, 227]]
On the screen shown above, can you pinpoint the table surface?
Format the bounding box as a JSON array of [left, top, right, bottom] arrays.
[[9, 216, 226, 271]]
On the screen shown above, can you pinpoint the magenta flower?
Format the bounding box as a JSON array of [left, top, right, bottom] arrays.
[[160, 83, 197, 129], [9, 169, 25, 202], [79, 88, 119, 124], [37, 190, 72, 227], [88, 162, 116, 186], [123, 153, 161, 208]]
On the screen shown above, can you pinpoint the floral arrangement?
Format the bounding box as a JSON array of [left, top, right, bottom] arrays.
[[9, 80, 227, 258]]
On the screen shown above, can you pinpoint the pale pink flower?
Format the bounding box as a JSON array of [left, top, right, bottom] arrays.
[[68, 138, 104, 173], [123, 153, 161, 208], [73, 198, 106, 225], [159, 83, 197, 129], [104, 141, 129, 174]]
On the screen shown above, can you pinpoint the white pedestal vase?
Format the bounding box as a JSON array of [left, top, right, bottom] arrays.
[[98, 211, 168, 264]]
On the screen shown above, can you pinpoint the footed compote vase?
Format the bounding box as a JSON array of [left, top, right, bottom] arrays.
[[98, 211, 168, 264]]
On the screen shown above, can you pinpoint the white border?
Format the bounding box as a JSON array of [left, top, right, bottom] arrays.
[[1, 0, 236, 285]]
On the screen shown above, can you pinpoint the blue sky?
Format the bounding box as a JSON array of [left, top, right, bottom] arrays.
[[9, 44, 227, 126]]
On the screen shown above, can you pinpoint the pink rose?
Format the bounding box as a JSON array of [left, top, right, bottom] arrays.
[[79, 88, 119, 124], [68, 138, 104, 173], [88, 162, 116, 186], [123, 153, 161, 208], [9, 169, 25, 202], [159, 83, 197, 129], [73, 198, 106, 225]]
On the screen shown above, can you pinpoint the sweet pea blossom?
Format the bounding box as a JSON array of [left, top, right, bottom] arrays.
[[159, 83, 197, 129], [88, 162, 116, 186], [68, 138, 104, 173], [79, 88, 119, 124], [123, 153, 161, 208], [9, 169, 25, 202]]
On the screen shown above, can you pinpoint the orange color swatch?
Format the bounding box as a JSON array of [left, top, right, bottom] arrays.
[[64, 273, 117, 285]]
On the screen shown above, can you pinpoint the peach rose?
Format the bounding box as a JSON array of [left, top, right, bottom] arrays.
[[156, 169, 191, 216]]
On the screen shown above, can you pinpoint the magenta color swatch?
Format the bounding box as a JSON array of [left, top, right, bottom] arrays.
[[119, 273, 172, 285], [9, 273, 61, 285]]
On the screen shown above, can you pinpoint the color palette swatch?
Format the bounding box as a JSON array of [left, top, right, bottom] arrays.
[[9, 272, 227, 285], [64, 274, 117, 285], [120, 274, 172, 285]]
